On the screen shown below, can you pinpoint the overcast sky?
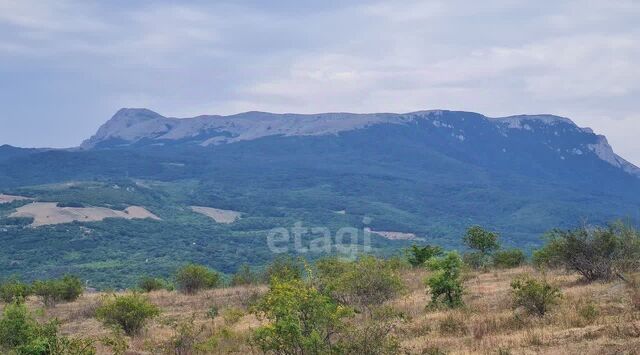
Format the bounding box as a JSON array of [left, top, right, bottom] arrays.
[[0, 0, 638, 164]]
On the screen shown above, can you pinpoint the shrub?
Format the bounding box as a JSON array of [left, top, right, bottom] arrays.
[[510, 276, 562, 316], [406, 244, 443, 267], [32, 275, 84, 307], [230, 264, 259, 286], [493, 249, 526, 269], [534, 222, 640, 281], [0, 277, 31, 303], [138, 276, 166, 292], [318, 256, 404, 311], [96, 294, 160, 336], [426, 252, 464, 308], [0, 301, 96, 354], [264, 255, 305, 283], [338, 306, 402, 354], [252, 278, 353, 354], [175, 264, 220, 294]]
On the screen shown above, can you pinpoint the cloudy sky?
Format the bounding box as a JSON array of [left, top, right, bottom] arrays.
[[1, 0, 638, 163]]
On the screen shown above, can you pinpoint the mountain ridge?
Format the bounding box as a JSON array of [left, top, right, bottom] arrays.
[[79, 108, 640, 178]]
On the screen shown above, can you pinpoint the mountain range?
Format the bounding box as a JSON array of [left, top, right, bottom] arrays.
[[1, 108, 639, 287]]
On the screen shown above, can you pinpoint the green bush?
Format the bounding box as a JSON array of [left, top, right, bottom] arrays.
[[406, 244, 443, 267], [0, 301, 95, 354], [493, 249, 526, 269], [252, 278, 352, 354], [510, 276, 562, 316], [175, 264, 220, 294], [32, 275, 84, 307], [317, 256, 404, 310], [230, 264, 259, 286], [426, 252, 464, 308], [138, 276, 166, 293], [264, 255, 305, 283], [96, 294, 160, 336], [0, 277, 31, 303]]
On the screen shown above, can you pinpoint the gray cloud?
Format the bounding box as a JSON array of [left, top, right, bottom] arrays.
[[0, 0, 638, 164]]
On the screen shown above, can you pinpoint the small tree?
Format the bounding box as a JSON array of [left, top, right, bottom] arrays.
[[406, 244, 443, 267], [425, 252, 464, 308], [0, 277, 31, 303], [511, 276, 562, 316], [96, 294, 160, 336], [252, 278, 352, 354], [493, 249, 526, 269], [175, 264, 220, 294], [463, 226, 500, 266], [534, 222, 640, 282]]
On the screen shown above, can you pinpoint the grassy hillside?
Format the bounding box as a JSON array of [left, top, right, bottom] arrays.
[[2, 266, 639, 354]]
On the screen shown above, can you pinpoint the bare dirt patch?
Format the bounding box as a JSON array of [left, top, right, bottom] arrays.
[[370, 229, 417, 240], [9, 202, 161, 226], [0, 194, 31, 204], [190, 206, 242, 224]]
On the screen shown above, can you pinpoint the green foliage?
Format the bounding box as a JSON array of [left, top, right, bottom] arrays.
[[264, 256, 305, 283], [252, 278, 353, 354], [0, 301, 96, 354], [32, 275, 84, 307], [230, 264, 259, 286], [137, 276, 166, 293], [0, 277, 31, 303], [510, 275, 562, 316], [463, 226, 500, 255], [406, 244, 443, 267], [95, 294, 160, 336], [316, 256, 404, 310], [493, 249, 526, 269], [175, 264, 220, 295], [534, 222, 640, 281], [426, 252, 464, 308]]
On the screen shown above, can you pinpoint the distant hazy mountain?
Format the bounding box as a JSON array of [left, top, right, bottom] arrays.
[[80, 108, 640, 179], [2, 108, 639, 287]]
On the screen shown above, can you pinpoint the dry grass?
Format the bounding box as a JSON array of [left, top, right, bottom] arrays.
[[2, 268, 640, 354]]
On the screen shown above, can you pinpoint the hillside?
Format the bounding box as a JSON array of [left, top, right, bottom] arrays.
[[1, 109, 640, 287], [2, 266, 640, 354]]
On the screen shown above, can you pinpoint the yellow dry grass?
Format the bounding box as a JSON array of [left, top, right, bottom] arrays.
[[2, 268, 640, 354]]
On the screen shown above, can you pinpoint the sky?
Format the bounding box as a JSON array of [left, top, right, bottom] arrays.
[[0, 0, 639, 164]]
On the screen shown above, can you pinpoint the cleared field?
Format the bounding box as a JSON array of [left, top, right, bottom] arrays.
[[371, 229, 417, 240], [190, 206, 242, 224], [0, 193, 31, 204], [9, 202, 161, 226]]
